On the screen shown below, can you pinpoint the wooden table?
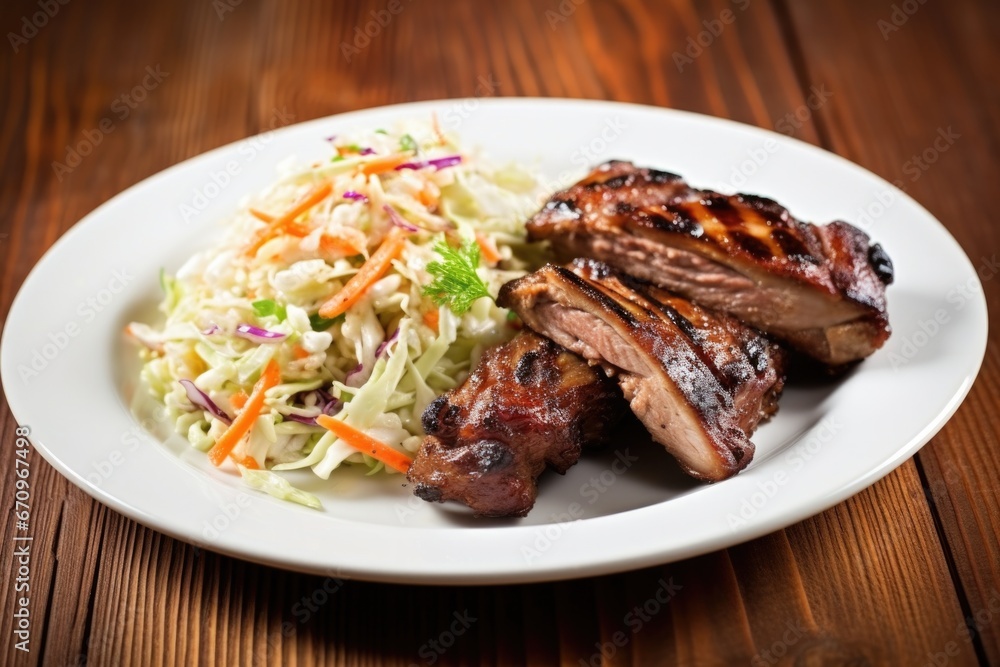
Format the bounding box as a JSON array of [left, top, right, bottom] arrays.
[[1, 0, 998, 664]]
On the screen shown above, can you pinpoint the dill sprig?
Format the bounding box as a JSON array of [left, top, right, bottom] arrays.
[[422, 239, 492, 315]]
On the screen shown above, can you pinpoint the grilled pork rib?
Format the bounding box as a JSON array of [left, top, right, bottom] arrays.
[[407, 331, 625, 517], [526, 161, 893, 366], [498, 260, 785, 482]]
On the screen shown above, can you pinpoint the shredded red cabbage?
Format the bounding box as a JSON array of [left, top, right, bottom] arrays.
[[179, 380, 232, 425], [383, 205, 419, 232], [201, 324, 220, 335], [394, 155, 463, 171], [343, 191, 369, 202], [315, 388, 341, 415], [345, 363, 364, 382], [285, 413, 319, 426], [235, 323, 287, 344], [284, 394, 341, 426], [359, 147, 376, 155], [283, 387, 341, 426], [375, 329, 400, 358]]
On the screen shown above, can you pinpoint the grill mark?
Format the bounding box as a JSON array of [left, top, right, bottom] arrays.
[[595, 269, 738, 392], [642, 210, 703, 237], [737, 193, 789, 225], [659, 203, 705, 238], [514, 350, 539, 385], [701, 195, 747, 232], [771, 227, 815, 261], [551, 265, 641, 329], [646, 168, 681, 184], [615, 201, 636, 216], [741, 336, 771, 375], [656, 302, 702, 344], [729, 230, 773, 260], [657, 309, 737, 391], [607, 270, 704, 344]]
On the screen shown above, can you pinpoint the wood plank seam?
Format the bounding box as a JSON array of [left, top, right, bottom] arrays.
[[914, 456, 992, 666], [34, 499, 64, 666]]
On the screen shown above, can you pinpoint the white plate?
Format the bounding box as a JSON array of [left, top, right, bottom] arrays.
[[1, 99, 987, 584]]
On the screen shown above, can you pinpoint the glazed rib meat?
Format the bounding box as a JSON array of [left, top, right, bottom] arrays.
[[526, 161, 893, 366], [498, 260, 785, 481], [407, 331, 625, 517]]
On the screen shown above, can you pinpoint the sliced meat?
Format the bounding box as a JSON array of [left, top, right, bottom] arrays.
[[407, 331, 625, 517], [498, 260, 785, 482], [526, 160, 893, 366]]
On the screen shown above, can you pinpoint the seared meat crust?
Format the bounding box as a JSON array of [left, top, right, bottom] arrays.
[[498, 260, 785, 481], [407, 331, 625, 517], [526, 161, 892, 366]]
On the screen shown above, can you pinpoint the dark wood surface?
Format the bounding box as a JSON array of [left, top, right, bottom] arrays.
[[1, 0, 998, 664]]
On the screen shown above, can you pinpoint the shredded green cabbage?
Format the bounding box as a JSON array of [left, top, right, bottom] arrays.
[[237, 465, 322, 509], [128, 120, 546, 508]]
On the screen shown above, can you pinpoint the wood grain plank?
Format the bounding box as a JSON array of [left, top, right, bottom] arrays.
[[781, 1, 1000, 663], [0, 0, 994, 665]]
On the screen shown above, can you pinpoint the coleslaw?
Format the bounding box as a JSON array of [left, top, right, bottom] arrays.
[[127, 119, 547, 508]]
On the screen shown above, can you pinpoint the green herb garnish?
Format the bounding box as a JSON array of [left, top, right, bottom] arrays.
[[252, 299, 287, 322], [331, 155, 345, 163], [422, 240, 492, 315], [375, 128, 388, 135], [309, 312, 344, 331], [399, 134, 418, 152]]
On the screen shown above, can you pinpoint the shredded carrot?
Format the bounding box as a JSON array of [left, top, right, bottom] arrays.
[[250, 208, 309, 237], [359, 153, 413, 176], [431, 112, 446, 145], [231, 453, 260, 469], [292, 345, 310, 360], [422, 310, 439, 332], [230, 390, 249, 411], [320, 236, 357, 255], [318, 227, 407, 318], [316, 415, 413, 474], [245, 181, 332, 256], [319, 234, 364, 257], [249, 208, 274, 223], [417, 185, 439, 209], [475, 232, 502, 266], [208, 360, 280, 467]]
